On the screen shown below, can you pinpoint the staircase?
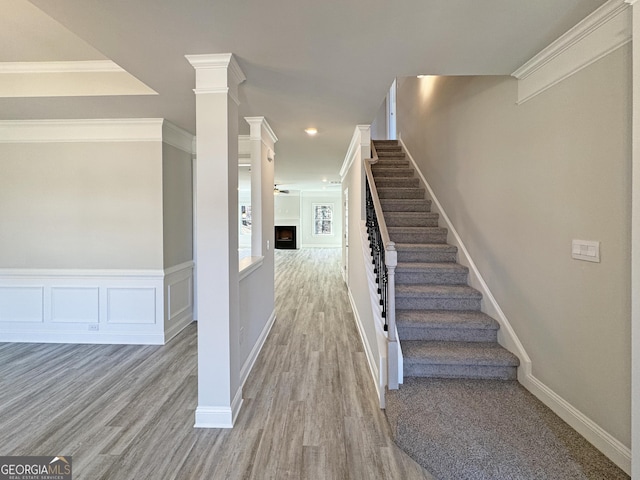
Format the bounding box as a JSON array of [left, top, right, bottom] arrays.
[[370, 140, 632, 480], [371, 139, 519, 381]]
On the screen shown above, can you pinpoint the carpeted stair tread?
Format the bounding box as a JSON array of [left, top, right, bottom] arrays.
[[395, 284, 482, 299], [395, 243, 457, 253], [374, 142, 402, 149], [373, 158, 410, 167], [395, 262, 469, 285], [385, 378, 629, 480], [388, 227, 448, 244], [371, 167, 415, 177], [389, 226, 446, 233], [402, 341, 519, 367], [380, 199, 431, 212], [384, 212, 439, 227], [374, 177, 420, 188], [396, 262, 467, 274], [377, 187, 424, 199], [397, 310, 499, 330], [377, 151, 406, 158], [397, 310, 499, 342], [395, 243, 458, 263]]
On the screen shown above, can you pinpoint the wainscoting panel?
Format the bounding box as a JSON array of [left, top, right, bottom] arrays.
[[0, 269, 166, 344], [106, 287, 157, 324], [164, 261, 195, 341], [0, 286, 44, 323], [51, 287, 99, 323], [169, 277, 191, 319]]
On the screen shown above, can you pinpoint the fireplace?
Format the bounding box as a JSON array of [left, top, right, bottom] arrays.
[[275, 225, 297, 249]]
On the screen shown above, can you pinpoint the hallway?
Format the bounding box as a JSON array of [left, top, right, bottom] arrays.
[[0, 248, 432, 479]]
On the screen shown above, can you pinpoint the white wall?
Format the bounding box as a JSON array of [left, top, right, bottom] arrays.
[[274, 191, 342, 248], [340, 126, 387, 403], [300, 191, 342, 248], [396, 45, 631, 456]]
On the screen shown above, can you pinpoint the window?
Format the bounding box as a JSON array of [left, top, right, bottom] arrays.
[[313, 203, 333, 236]]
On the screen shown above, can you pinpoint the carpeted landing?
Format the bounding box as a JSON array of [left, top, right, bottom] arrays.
[[385, 377, 629, 480]]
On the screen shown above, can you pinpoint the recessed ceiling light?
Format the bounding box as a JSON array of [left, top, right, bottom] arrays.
[[417, 75, 428, 78], [305, 127, 318, 136], [322, 178, 327, 183]]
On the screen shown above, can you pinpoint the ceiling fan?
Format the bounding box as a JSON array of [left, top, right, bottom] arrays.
[[273, 185, 290, 195]]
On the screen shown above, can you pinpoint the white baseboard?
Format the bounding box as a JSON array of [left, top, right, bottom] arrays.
[[194, 406, 234, 429], [164, 315, 194, 343], [522, 373, 631, 475], [239, 309, 277, 386], [399, 136, 630, 474], [0, 331, 164, 344], [193, 387, 244, 429]]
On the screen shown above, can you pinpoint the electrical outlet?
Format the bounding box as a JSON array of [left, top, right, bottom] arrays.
[[88, 324, 99, 331]]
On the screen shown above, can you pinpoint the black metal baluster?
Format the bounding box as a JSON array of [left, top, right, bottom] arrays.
[[365, 177, 388, 331]]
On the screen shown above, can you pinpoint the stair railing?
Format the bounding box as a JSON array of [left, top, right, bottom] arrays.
[[364, 142, 399, 390]]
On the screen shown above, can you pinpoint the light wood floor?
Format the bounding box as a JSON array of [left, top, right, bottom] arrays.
[[0, 248, 433, 479]]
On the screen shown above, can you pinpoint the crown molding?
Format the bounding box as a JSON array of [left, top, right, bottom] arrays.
[[0, 118, 165, 143], [512, 0, 631, 103], [162, 121, 195, 154], [0, 118, 194, 153], [0, 60, 123, 74]]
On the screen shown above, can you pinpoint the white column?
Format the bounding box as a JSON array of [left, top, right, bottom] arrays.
[[245, 117, 278, 256], [627, 0, 640, 476], [186, 53, 245, 428]]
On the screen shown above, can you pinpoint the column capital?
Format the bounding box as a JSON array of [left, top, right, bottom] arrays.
[[245, 116, 278, 145], [185, 53, 246, 104]]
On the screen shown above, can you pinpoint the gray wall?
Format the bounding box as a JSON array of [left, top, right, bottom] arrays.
[[162, 143, 193, 268], [239, 131, 276, 375], [0, 141, 163, 270], [370, 99, 388, 141], [396, 46, 631, 447]]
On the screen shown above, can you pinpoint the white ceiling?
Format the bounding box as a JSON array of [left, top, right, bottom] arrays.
[[1, 0, 607, 190]]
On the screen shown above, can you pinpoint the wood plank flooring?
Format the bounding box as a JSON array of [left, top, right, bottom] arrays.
[[0, 248, 433, 479]]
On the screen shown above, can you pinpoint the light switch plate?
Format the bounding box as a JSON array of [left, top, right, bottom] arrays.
[[572, 239, 600, 263]]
